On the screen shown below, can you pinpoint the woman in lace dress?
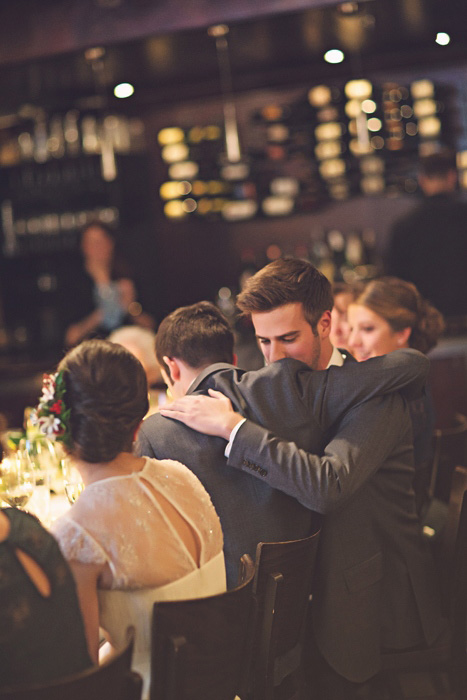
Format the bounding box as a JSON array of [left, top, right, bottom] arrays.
[[44, 339, 225, 693]]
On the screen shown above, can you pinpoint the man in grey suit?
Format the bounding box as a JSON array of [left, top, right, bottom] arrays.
[[159, 260, 444, 698], [137, 300, 423, 587]]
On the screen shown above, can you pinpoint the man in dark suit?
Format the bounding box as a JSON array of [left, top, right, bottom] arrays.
[[384, 149, 467, 327], [158, 260, 444, 698]]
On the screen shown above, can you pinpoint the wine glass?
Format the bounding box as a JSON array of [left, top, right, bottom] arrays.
[[18, 437, 53, 522], [0, 452, 35, 510], [62, 458, 84, 505]]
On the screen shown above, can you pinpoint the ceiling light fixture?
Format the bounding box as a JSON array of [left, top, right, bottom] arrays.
[[208, 24, 250, 180], [114, 83, 134, 99], [435, 32, 450, 46], [324, 49, 345, 64]]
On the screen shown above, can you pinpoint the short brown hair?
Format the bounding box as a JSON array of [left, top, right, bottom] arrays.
[[236, 258, 333, 330], [355, 277, 445, 353], [58, 339, 149, 463], [419, 149, 456, 179], [156, 301, 234, 372]]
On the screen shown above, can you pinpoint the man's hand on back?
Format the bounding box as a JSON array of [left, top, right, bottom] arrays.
[[159, 389, 243, 439]]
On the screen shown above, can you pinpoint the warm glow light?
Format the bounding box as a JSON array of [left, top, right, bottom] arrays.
[[411, 80, 434, 99], [114, 83, 134, 99], [413, 99, 436, 118], [362, 99, 377, 114], [370, 135, 385, 150], [159, 181, 192, 200], [182, 198, 197, 213], [315, 141, 342, 160], [161, 143, 189, 163], [270, 177, 299, 197], [345, 99, 362, 119], [367, 118, 382, 132], [345, 79, 372, 100], [436, 32, 450, 46], [262, 196, 295, 217], [168, 161, 199, 180], [158, 127, 185, 145], [315, 122, 343, 141], [164, 200, 186, 219], [418, 116, 441, 138], [319, 158, 346, 179], [400, 104, 414, 118], [222, 200, 258, 221], [324, 49, 345, 64], [308, 85, 332, 107]]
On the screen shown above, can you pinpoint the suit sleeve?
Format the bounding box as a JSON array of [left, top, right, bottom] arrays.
[[305, 349, 429, 430], [134, 423, 156, 458], [227, 393, 409, 513]]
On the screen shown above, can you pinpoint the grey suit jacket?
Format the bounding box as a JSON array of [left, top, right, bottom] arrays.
[[137, 349, 430, 590], [217, 355, 443, 682]]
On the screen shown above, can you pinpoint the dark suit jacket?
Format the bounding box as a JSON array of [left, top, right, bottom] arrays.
[[137, 350, 424, 586], [218, 356, 443, 682], [385, 193, 467, 317], [136, 349, 441, 680]]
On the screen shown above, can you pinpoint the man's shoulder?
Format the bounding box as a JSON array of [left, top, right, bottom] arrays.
[[204, 359, 309, 389], [138, 410, 170, 439]]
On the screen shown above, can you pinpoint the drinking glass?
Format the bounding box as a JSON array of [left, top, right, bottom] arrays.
[[0, 452, 35, 510], [62, 458, 84, 505], [19, 437, 54, 522]]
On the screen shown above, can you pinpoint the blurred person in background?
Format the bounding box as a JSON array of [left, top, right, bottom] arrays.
[[330, 281, 363, 353], [108, 326, 163, 415], [384, 149, 467, 332], [64, 222, 154, 347]]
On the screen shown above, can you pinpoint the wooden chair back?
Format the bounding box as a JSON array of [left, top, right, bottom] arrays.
[[380, 467, 467, 697], [429, 413, 467, 503], [445, 468, 467, 666], [250, 519, 322, 700], [0, 627, 142, 700], [429, 355, 467, 430], [150, 563, 256, 700]]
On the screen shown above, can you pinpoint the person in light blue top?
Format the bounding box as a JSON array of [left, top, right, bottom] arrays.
[[64, 222, 154, 347]]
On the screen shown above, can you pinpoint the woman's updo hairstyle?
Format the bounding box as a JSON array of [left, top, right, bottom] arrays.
[[58, 339, 149, 463], [355, 277, 445, 354]]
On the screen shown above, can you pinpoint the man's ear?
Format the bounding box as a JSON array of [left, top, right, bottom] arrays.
[[317, 310, 332, 339], [163, 356, 181, 384]]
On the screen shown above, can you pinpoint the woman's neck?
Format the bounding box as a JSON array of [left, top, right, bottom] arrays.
[[71, 452, 145, 486], [85, 259, 111, 284]]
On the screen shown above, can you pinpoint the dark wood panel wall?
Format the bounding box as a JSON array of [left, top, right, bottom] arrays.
[[0, 0, 338, 66]]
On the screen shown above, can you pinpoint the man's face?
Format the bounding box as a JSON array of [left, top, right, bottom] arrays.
[[252, 302, 325, 369]]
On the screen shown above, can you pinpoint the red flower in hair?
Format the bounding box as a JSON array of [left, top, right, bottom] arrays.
[[51, 400, 63, 414]]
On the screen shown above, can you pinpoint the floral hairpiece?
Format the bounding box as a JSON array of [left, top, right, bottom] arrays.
[[30, 371, 72, 447]]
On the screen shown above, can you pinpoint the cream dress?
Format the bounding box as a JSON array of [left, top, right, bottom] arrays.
[[52, 457, 226, 696]]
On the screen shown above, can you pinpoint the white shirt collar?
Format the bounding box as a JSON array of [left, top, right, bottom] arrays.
[[326, 345, 345, 368]]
